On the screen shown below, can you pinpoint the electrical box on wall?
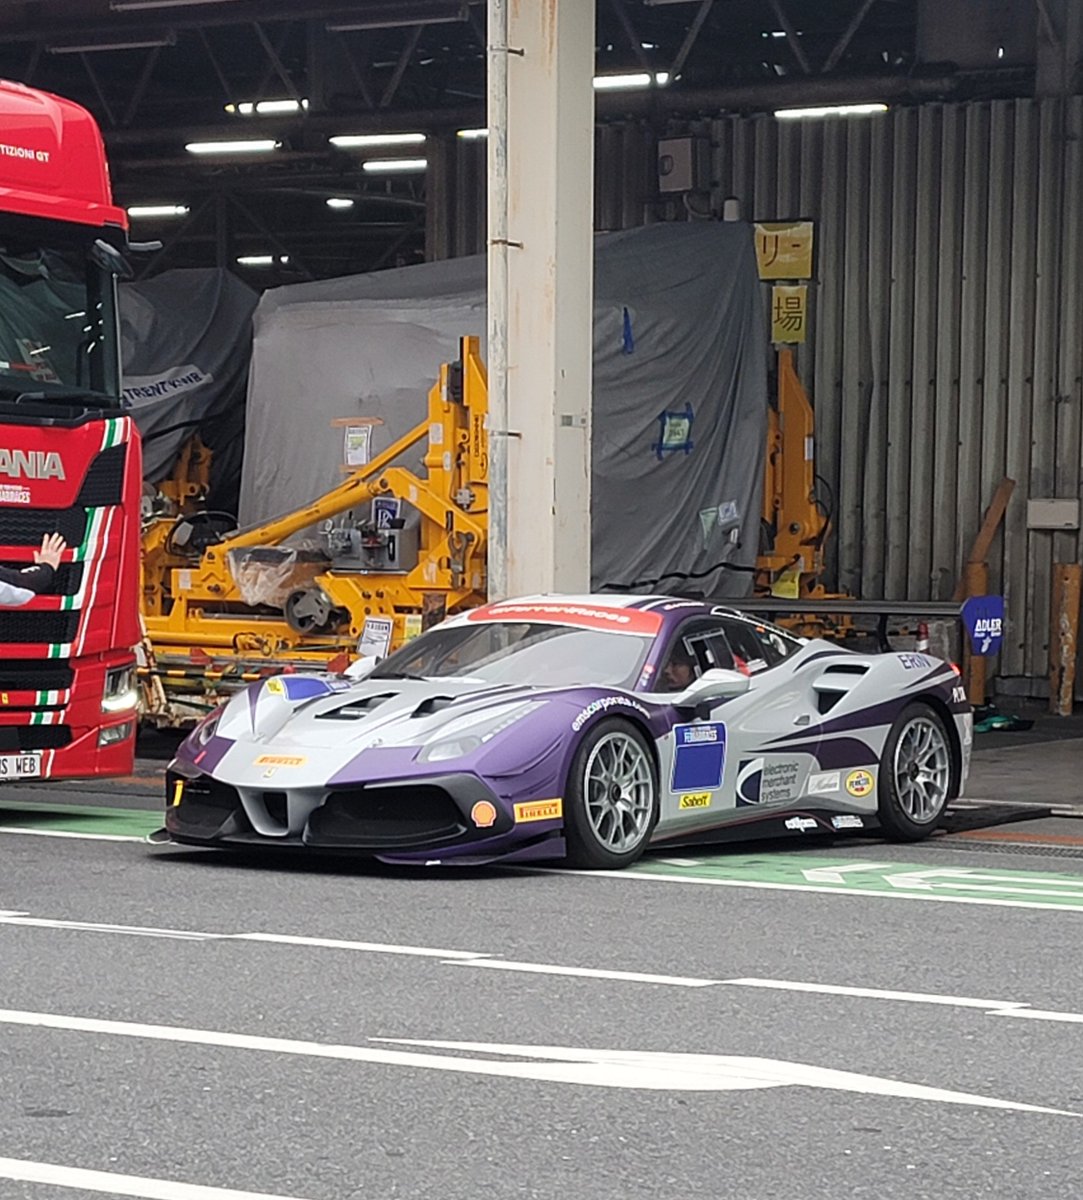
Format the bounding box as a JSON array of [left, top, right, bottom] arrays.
[[1027, 498, 1081, 530], [657, 136, 706, 194]]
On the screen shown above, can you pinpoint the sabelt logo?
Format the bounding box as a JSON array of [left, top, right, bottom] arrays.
[[0, 449, 64, 480]]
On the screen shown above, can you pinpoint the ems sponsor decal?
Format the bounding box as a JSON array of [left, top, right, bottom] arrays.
[[736, 757, 803, 807], [514, 798, 563, 824], [672, 722, 726, 792], [897, 653, 932, 671], [831, 814, 865, 830], [471, 800, 498, 828], [572, 695, 651, 732], [845, 768, 875, 798], [466, 601, 662, 636], [678, 792, 712, 810], [808, 771, 841, 796], [785, 816, 819, 833]]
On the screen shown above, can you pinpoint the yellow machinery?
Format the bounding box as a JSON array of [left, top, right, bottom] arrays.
[[139, 336, 488, 723], [139, 340, 842, 724]]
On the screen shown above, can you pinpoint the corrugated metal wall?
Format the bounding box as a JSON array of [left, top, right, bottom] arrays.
[[434, 98, 1083, 695]]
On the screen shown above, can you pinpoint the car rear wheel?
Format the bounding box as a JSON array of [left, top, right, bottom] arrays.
[[878, 702, 953, 841], [564, 718, 658, 869]]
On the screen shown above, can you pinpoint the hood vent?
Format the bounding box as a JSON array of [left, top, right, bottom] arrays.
[[316, 693, 396, 721], [411, 695, 459, 718]]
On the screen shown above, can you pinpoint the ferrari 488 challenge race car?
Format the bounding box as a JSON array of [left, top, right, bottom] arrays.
[[165, 595, 972, 869]]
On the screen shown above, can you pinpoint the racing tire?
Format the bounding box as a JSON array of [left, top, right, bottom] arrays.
[[563, 718, 659, 870], [877, 702, 953, 841]]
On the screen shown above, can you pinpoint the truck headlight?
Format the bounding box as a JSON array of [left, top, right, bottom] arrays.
[[102, 665, 138, 713]]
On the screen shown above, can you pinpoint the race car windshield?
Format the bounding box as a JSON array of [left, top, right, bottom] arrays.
[[370, 621, 653, 689]]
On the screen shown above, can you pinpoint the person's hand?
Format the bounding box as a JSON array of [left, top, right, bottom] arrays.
[[34, 532, 66, 569]]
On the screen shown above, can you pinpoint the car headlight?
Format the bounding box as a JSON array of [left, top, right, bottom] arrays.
[[102, 664, 138, 714], [417, 700, 543, 763], [194, 710, 221, 747]]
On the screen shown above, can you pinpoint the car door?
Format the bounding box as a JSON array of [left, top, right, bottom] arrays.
[[653, 615, 821, 837]]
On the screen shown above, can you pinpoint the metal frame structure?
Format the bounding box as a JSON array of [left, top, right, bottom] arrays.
[[0, 0, 1059, 281]]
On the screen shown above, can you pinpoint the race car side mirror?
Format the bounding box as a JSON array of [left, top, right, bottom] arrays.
[[673, 667, 750, 707], [344, 655, 380, 680]]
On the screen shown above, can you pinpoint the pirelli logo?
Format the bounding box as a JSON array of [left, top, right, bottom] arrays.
[[253, 754, 307, 767], [513, 798, 563, 824]]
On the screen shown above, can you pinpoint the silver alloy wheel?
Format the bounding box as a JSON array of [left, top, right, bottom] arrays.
[[582, 730, 655, 853], [892, 715, 951, 822]]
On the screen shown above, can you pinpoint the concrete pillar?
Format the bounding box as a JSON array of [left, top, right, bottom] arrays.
[[487, 0, 596, 599]]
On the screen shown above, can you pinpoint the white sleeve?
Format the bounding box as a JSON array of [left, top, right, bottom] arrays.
[[0, 579, 35, 607]]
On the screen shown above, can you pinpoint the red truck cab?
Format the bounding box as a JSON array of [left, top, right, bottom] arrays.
[[0, 79, 142, 781]]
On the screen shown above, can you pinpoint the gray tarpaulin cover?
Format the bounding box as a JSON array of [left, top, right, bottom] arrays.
[[119, 268, 258, 486], [240, 221, 767, 597]]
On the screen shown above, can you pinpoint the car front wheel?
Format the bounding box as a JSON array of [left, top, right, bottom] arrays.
[[563, 718, 659, 869], [878, 702, 954, 841]]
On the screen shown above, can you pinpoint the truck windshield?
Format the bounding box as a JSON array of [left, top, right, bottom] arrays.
[[0, 227, 121, 404]]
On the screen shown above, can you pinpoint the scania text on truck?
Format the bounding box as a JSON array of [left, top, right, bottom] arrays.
[[0, 78, 142, 781]]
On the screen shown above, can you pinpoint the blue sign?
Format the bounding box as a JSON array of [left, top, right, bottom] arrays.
[[672, 722, 727, 791], [961, 595, 1005, 656]]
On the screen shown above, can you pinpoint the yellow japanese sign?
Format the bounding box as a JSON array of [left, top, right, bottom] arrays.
[[771, 285, 808, 344], [755, 220, 814, 280]]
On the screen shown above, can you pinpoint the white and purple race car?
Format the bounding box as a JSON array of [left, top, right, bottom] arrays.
[[165, 595, 972, 869]]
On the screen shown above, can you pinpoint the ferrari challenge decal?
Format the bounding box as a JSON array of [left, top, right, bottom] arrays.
[[846, 769, 875, 798], [736, 757, 803, 807], [678, 792, 712, 809], [466, 601, 663, 636], [513, 799, 563, 823], [672, 723, 727, 792]]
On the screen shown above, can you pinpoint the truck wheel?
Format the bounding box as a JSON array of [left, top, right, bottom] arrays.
[[564, 719, 658, 869]]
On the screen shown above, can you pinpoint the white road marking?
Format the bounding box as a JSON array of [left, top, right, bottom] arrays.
[[0, 826, 145, 842], [880, 867, 1083, 899], [725, 978, 1029, 1012], [233, 932, 490, 960], [0, 1007, 1072, 1111], [991, 1008, 1083, 1026], [0, 1155, 313, 1200], [443, 958, 716, 987], [540, 866, 1083, 914], [802, 862, 894, 883], [0, 916, 218, 940]]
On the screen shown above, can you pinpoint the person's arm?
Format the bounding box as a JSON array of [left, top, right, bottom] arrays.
[[0, 533, 66, 605]]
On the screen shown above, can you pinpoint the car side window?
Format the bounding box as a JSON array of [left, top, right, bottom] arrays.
[[722, 617, 801, 671], [656, 620, 735, 691]]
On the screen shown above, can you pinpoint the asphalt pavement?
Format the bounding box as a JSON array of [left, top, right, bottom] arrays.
[[2, 713, 1083, 1200]]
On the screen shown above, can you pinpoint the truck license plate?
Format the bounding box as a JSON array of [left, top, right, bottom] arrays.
[[0, 753, 42, 780]]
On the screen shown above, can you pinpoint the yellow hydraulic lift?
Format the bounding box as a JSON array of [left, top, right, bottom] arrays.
[[139, 337, 488, 723]]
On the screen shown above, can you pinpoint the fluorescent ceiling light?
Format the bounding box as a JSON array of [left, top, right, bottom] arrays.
[[362, 158, 428, 174], [329, 132, 427, 148], [774, 102, 888, 119], [593, 72, 670, 90], [236, 254, 289, 266], [327, 9, 466, 32], [186, 138, 279, 154], [226, 98, 309, 116], [127, 204, 189, 218], [326, 197, 355, 209], [112, 0, 240, 9], [48, 35, 174, 53], [456, 128, 488, 140]]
